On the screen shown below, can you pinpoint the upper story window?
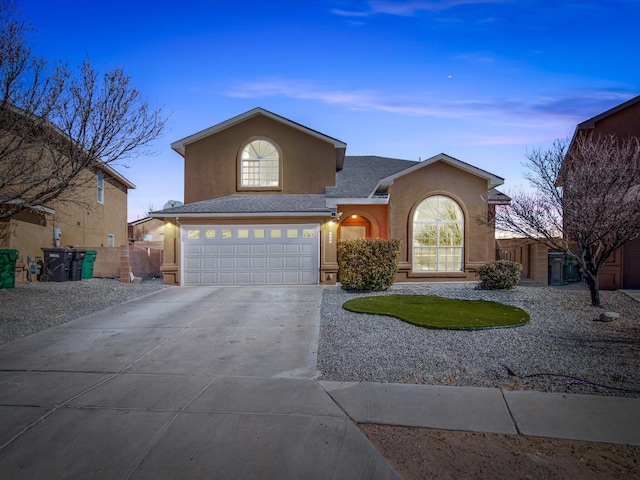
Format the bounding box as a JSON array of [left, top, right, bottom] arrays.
[[413, 195, 464, 272], [97, 173, 104, 204], [239, 139, 281, 188]]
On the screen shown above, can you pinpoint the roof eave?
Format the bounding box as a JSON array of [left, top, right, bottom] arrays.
[[171, 107, 347, 156], [150, 211, 333, 219]]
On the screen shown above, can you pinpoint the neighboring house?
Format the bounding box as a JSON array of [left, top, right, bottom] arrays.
[[128, 217, 165, 243], [566, 95, 640, 289], [152, 108, 509, 286], [1, 164, 135, 280]]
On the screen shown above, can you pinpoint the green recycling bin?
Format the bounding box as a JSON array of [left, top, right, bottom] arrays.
[[0, 249, 19, 289], [82, 250, 97, 279]]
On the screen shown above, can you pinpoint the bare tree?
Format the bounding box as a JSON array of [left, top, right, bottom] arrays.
[[491, 136, 640, 307], [0, 1, 166, 219]]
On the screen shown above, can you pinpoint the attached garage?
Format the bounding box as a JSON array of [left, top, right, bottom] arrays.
[[182, 224, 320, 285]]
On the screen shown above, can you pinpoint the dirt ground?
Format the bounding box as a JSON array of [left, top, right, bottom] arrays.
[[361, 424, 640, 479]]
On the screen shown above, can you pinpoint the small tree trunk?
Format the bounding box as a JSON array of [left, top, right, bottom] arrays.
[[584, 272, 601, 307]]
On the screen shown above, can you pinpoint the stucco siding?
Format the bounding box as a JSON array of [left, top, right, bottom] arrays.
[[387, 160, 493, 279], [184, 115, 337, 203]]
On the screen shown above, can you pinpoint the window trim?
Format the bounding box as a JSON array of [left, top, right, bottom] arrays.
[[107, 233, 115, 247], [411, 195, 465, 273], [237, 137, 283, 191], [97, 173, 105, 204]]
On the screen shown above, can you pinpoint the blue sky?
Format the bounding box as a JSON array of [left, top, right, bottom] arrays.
[[16, 0, 639, 220]]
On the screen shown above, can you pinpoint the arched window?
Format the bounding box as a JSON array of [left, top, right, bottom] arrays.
[[413, 195, 464, 272], [240, 139, 280, 187]]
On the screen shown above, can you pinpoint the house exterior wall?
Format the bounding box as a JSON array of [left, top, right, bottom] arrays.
[[572, 99, 640, 289], [581, 101, 640, 140], [184, 115, 338, 203], [130, 218, 164, 242], [4, 168, 130, 283], [387, 161, 494, 281]]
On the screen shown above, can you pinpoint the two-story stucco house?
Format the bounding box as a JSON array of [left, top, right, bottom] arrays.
[[152, 108, 508, 286]]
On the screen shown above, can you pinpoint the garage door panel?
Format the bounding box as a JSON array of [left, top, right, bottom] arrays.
[[236, 257, 250, 269], [252, 245, 267, 254], [269, 257, 283, 268], [252, 257, 267, 268], [268, 271, 284, 284], [284, 257, 300, 269], [183, 224, 318, 286], [252, 272, 267, 284], [220, 257, 234, 269], [202, 257, 218, 270], [185, 257, 202, 269], [185, 245, 202, 255], [219, 245, 234, 255]]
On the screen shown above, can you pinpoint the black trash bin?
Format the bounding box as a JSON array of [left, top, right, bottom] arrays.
[[0, 249, 19, 289], [41, 248, 73, 282], [69, 249, 86, 281]]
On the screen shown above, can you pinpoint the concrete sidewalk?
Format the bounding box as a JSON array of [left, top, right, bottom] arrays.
[[1, 286, 639, 479]]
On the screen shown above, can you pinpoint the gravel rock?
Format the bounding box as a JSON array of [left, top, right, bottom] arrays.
[[317, 282, 640, 398], [0, 278, 168, 344]]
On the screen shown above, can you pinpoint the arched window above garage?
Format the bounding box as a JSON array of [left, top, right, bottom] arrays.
[[239, 138, 282, 189]]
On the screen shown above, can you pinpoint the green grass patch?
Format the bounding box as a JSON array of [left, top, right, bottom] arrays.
[[342, 295, 530, 330]]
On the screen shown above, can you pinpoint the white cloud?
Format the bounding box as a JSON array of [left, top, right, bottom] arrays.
[[331, 0, 509, 17]]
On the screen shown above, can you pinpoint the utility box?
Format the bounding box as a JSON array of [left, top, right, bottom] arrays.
[[0, 249, 19, 289], [548, 252, 566, 286]]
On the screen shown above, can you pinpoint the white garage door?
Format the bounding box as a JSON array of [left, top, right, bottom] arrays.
[[182, 224, 319, 285]]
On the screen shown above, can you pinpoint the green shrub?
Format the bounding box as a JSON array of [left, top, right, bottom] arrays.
[[476, 260, 522, 290], [338, 238, 401, 291]]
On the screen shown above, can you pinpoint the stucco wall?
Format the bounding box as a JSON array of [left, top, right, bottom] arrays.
[[183, 115, 338, 203], [387, 160, 494, 281]]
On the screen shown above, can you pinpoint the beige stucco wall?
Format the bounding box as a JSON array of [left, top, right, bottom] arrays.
[[387, 160, 494, 281], [4, 168, 130, 283], [183, 115, 338, 203]]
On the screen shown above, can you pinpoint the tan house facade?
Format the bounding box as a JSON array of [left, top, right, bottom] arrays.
[[153, 108, 508, 286], [567, 95, 640, 289], [1, 164, 134, 281]]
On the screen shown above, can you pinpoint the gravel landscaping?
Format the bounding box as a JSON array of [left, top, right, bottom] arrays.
[[2, 279, 639, 398], [0, 278, 168, 344], [317, 282, 640, 398]]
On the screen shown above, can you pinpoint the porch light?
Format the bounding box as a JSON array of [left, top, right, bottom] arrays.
[[351, 214, 358, 219]]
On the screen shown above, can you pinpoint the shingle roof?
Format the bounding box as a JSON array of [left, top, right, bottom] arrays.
[[327, 156, 415, 198], [152, 194, 332, 216]]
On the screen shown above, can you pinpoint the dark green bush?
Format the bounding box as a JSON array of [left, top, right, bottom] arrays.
[[476, 260, 522, 290], [338, 238, 401, 291]]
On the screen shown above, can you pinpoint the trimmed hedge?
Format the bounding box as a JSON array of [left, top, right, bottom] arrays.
[[476, 260, 522, 290], [338, 238, 401, 291]]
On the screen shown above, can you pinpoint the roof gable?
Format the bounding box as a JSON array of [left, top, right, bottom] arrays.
[[171, 107, 347, 156], [577, 95, 640, 130], [375, 153, 504, 191]]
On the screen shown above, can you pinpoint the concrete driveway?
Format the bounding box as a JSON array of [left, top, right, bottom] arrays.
[[0, 286, 398, 479]]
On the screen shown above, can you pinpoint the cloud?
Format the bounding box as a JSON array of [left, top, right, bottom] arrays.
[[227, 77, 637, 130], [331, 0, 509, 17]]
